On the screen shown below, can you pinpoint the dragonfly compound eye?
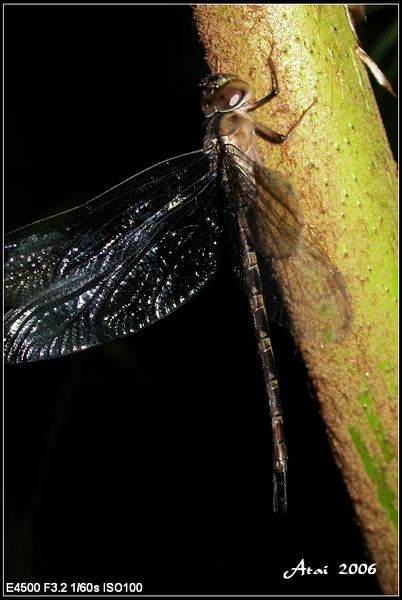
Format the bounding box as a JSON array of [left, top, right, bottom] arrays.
[[201, 78, 252, 117], [213, 80, 252, 113], [201, 89, 215, 117]]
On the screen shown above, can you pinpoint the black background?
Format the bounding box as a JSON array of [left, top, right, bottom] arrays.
[[4, 5, 396, 595]]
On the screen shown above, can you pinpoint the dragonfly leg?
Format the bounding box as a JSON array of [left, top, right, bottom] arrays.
[[244, 57, 280, 111], [253, 99, 316, 144], [244, 56, 316, 144]]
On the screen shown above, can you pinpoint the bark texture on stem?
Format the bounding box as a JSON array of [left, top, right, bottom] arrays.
[[193, 5, 397, 594]]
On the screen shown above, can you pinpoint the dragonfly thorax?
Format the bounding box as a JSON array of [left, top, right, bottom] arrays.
[[203, 109, 259, 170]]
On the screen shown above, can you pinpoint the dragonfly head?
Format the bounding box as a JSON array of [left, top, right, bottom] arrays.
[[200, 74, 253, 118]]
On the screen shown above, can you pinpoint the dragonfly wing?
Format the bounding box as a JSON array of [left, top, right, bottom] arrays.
[[222, 146, 352, 342], [5, 151, 221, 363], [265, 240, 353, 342], [222, 145, 303, 258]]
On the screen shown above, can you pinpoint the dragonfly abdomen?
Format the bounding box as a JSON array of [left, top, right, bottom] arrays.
[[237, 206, 288, 512]]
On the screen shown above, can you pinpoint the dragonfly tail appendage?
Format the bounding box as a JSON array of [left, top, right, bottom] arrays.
[[273, 468, 288, 513]]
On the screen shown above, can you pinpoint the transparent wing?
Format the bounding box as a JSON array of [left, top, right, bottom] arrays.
[[223, 146, 353, 342], [5, 151, 221, 363]]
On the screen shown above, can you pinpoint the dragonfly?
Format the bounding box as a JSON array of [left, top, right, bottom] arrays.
[[4, 58, 352, 513]]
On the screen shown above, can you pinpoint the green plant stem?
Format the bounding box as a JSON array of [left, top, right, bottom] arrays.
[[193, 4, 397, 594]]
